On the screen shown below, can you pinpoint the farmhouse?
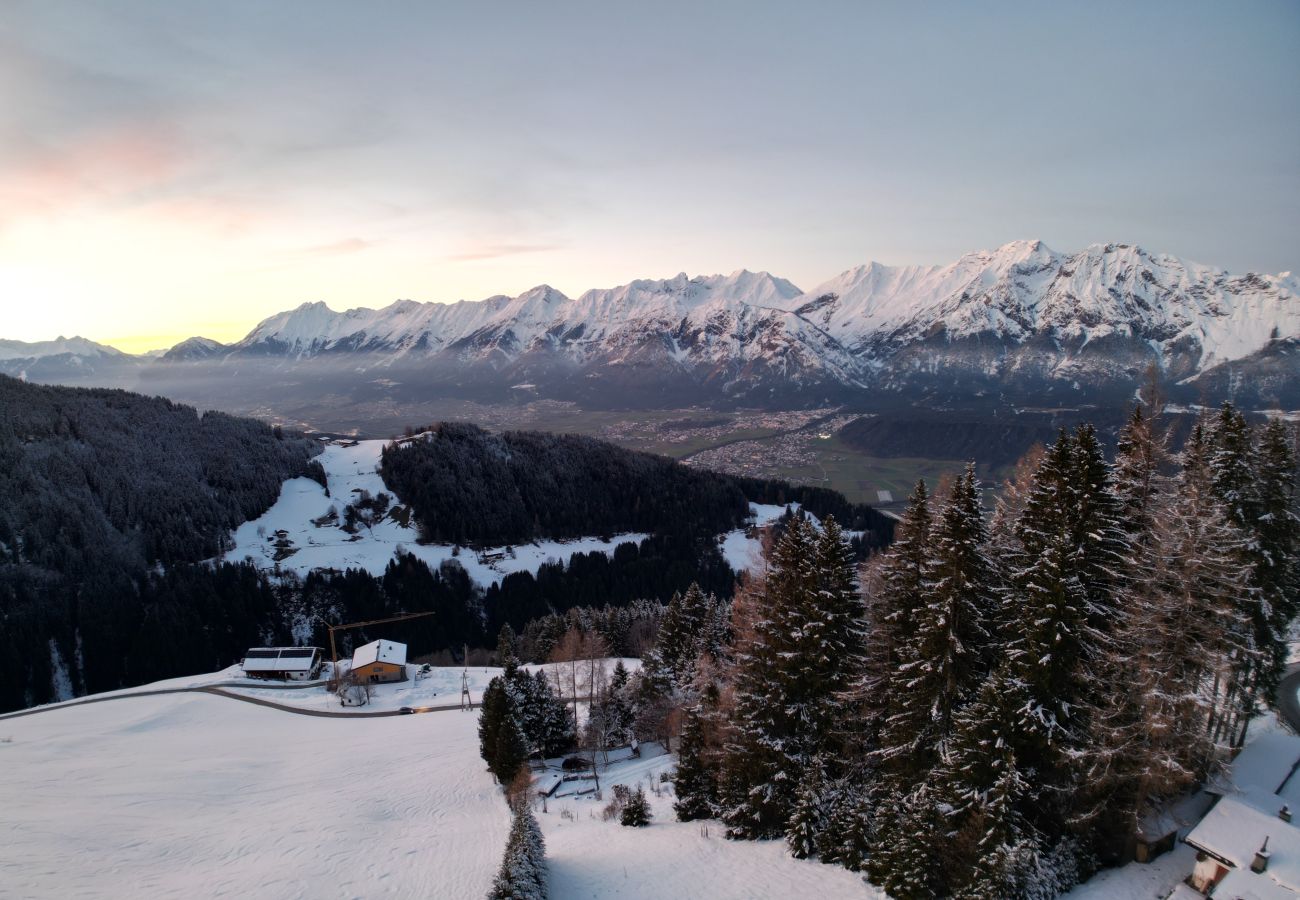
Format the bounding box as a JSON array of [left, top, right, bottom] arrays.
[[350, 639, 408, 683], [1180, 731, 1300, 897], [241, 646, 323, 681]]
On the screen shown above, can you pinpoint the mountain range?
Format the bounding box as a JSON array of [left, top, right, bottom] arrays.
[[6, 240, 1298, 411]]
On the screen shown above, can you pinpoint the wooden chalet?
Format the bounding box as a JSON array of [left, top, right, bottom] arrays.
[[350, 639, 408, 683]]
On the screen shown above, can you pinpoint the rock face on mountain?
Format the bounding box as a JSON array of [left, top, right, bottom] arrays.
[[9, 241, 1299, 409], [207, 241, 1297, 408]]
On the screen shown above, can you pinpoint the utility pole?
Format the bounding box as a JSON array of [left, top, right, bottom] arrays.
[[460, 642, 472, 710]]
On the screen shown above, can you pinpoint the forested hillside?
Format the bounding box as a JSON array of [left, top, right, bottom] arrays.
[[380, 423, 750, 544], [0, 376, 322, 710], [379, 422, 895, 546], [0, 381, 893, 713]]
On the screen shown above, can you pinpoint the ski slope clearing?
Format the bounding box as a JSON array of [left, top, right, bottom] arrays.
[[222, 438, 647, 584], [0, 692, 507, 899]]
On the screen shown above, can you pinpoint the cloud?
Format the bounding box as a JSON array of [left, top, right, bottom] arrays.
[[298, 237, 375, 257], [446, 242, 560, 262]]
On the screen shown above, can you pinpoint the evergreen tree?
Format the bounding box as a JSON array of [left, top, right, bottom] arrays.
[[621, 787, 652, 826], [907, 464, 996, 752], [858, 480, 933, 771], [498, 623, 520, 666], [493, 714, 529, 787], [479, 677, 512, 779], [1255, 418, 1300, 698], [719, 515, 865, 839], [865, 783, 948, 899], [673, 706, 718, 821], [786, 761, 826, 859], [489, 802, 547, 900], [998, 427, 1128, 838]]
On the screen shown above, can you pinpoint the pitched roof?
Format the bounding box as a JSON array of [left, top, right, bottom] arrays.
[[351, 639, 406, 668], [241, 647, 321, 672], [1185, 796, 1300, 894]]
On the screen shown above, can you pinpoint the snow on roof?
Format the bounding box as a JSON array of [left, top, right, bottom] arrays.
[[241, 647, 321, 672], [1185, 797, 1300, 893], [1211, 866, 1298, 900], [1224, 732, 1300, 804], [352, 639, 406, 668]]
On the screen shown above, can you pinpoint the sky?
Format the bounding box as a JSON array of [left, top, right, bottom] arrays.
[[1, 1, 1297, 353]]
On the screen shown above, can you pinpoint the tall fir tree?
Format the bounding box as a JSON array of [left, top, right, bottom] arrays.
[[907, 464, 997, 750], [1255, 418, 1300, 696], [719, 515, 864, 839], [674, 705, 719, 821], [858, 481, 934, 774]]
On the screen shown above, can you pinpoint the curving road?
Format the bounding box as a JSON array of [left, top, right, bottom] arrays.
[[0, 681, 483, 722], [1278, 665, 1300, 734]]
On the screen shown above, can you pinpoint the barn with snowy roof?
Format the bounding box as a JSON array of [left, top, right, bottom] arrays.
[[350, 639, 407, 683], [241, 646, 323, 681]]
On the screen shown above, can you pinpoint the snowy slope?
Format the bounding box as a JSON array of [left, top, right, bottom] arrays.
[[0, 668, 869, 900], [0, 692, 508, 899], [221, 438, 648, 583]]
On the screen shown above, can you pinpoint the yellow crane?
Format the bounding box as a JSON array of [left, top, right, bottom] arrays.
[[326, 611, 435, 684]]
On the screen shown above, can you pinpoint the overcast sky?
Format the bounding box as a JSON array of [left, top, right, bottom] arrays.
[[2, 0, 1297, 351]]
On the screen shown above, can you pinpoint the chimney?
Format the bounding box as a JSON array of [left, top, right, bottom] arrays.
[[1251, 836, 1271, 874], [1282, 805, 1293, 823]]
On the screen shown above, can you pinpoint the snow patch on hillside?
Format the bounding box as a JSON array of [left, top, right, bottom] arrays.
[[221, 439, 648, 584]]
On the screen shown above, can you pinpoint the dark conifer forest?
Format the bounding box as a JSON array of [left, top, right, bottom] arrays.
[[658, 406, 1300, 898], [0, 376, 322, 710], [0, 379, 892, 712]]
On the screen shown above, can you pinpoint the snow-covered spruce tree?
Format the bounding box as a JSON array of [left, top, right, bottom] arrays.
[[489, 801, 547, 900], [864, 782, 948, 899], [497, 623, 520, 665], [1254, 418, 1300, 703], [815, 777, 873, 871], [1206, 403, 1274, 741], [525, 669, 575, 758], [866, 466, 1001, 890], [786, 759, 827, 860], [674, 705, 719, 821], [621, 786, 652, 827], [606, 660, 635, 743], [493, 714, 530, 787], [856, 480, 933, 768], [719, 515, 863, 839], [998, 426, 1128, 848], [479, 676, 513, 780], [907, 464, 997, 753], [939, 672, 1040, 898]]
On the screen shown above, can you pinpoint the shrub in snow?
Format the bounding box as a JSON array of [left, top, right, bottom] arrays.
[[620, 787, 651, 827]]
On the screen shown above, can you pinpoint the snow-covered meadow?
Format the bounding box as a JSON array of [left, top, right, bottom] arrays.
[[0, 691, 508, 899], [222, 438, 649, 584], [1, 665, 871, 900]]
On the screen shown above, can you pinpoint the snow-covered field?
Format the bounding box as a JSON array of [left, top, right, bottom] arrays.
[[0, 663, 869, 900], [6, 660, 1296, 899], [0, 692, 508, 899], [540, 751, 880, 899], [222, 438, 648, 584]]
